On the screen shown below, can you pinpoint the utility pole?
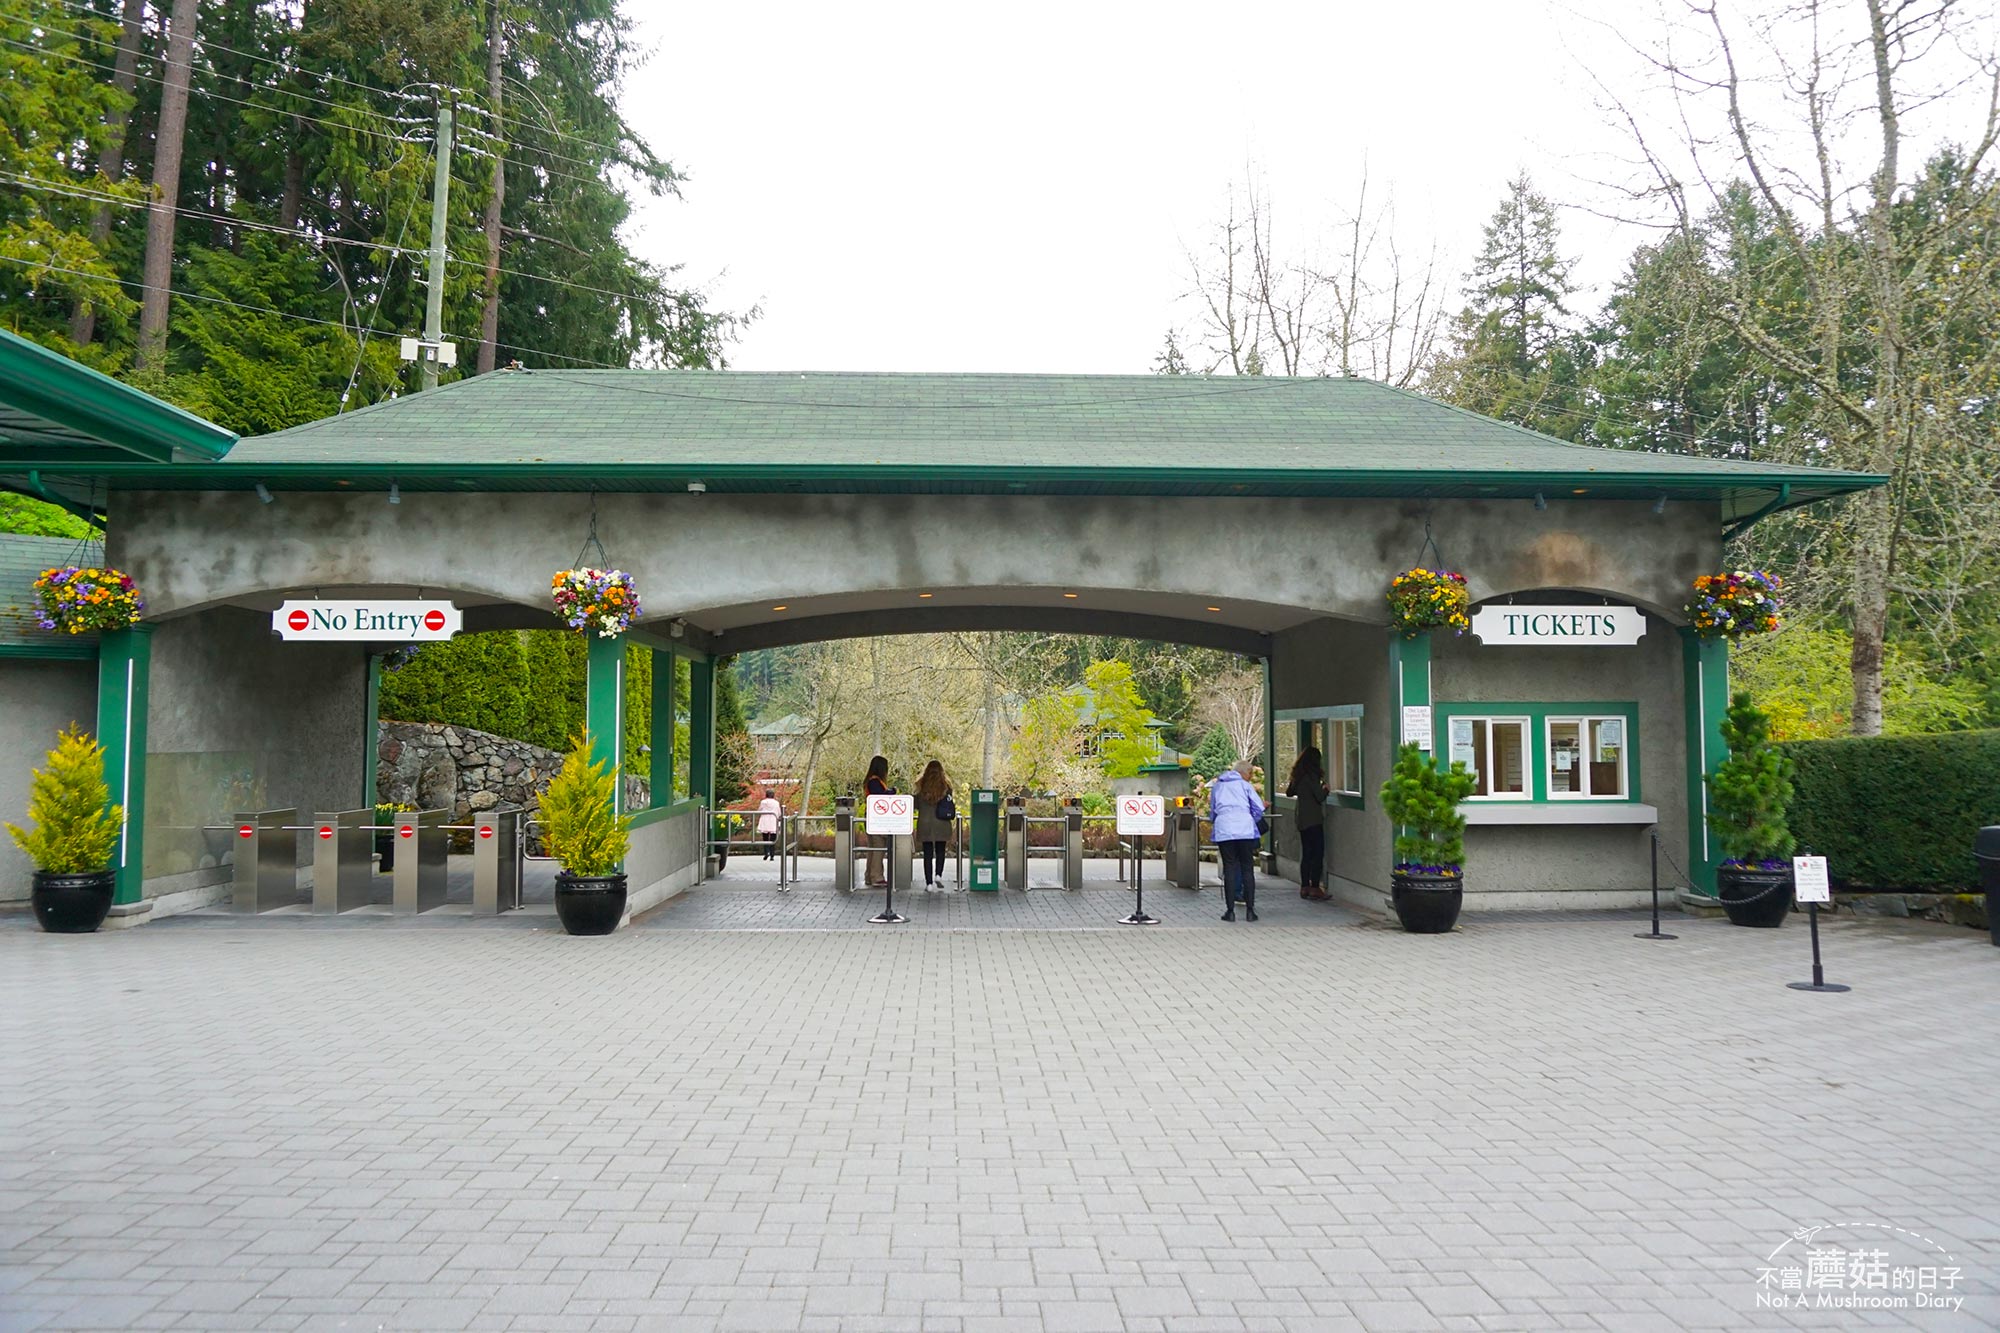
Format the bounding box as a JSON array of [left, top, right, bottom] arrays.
[[421, 99, 455, 391]]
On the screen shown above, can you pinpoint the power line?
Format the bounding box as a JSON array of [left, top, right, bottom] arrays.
[[339, 153, 428, 410], [0, 172, 421, 257]]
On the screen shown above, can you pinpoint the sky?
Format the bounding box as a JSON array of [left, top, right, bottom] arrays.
[[610, 1, 1957, 375]]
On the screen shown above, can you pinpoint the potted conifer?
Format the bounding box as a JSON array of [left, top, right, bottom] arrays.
[[1379, 742, 1477, 933], [1708, 692, 1795, 927], [7, 726, 124, 934], [543, 735, 633, 935]]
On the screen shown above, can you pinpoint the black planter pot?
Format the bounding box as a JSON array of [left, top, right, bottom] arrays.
[[31, 869, 115, 934], [1718, 865, 1792, 927], [374, 832, 395, 873], [1391, 869, 1464, 934], [554, 871, 628, 935]]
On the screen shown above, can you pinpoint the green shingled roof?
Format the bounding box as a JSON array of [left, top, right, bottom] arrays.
[[14, 368, 1884, 523]]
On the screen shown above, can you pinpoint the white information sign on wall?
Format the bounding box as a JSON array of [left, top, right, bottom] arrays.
[[1116, 794, 1166, 837], [865, 793, 914, 836], [1793, 855, 1831, 903], [1401, 705, 1433, 750], [1470, 604, 1647, 646], [272, 599, 461, 642]]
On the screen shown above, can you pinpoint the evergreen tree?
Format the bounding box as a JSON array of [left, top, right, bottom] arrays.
[[1425, 173, 1589, 439], [712, 654, 751, 804], [1189, 724, 1235, 779]]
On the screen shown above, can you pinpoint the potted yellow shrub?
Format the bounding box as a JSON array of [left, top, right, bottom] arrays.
[[7, 726, 124, 933], [543, 735, 632, 935]]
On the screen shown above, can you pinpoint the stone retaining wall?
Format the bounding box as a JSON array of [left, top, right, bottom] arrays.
[[377, 721, 648, 822]]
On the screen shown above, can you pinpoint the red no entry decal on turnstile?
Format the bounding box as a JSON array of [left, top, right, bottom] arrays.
[[398, 824, 415, 839], [237, 823, 255, 838], [477, 825, 493, 839], [286, 609, 310, 632], [317, 825, 334, 840]]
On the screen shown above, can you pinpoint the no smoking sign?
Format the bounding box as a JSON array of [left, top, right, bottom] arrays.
[[864, 793, 914, 836], [1116, 794, 1165, 837]]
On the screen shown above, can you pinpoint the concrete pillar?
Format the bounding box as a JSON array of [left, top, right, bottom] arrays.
[[688, 657, 714, 807], [1681, 629, 1728, 897], [94, 625, 152, 911]]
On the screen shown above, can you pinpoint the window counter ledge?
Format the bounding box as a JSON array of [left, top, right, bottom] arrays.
[[1462, 803, 1659, 826]]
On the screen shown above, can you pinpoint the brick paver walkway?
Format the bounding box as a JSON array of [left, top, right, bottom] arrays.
[[2, 893, 1996, 1331]]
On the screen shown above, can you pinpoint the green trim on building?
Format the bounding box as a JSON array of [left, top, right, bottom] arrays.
[[0, 640, 98, 661], [649, 647, 676, 809], [1390, 631, 1432, 750], [687, 657, 714, 807], [94, 625, 151, 906], [0, 328, 235, 465], [629, 798, 699, 831], [1430, 701, 1643, 803], [1681, 631, 1729, 896]]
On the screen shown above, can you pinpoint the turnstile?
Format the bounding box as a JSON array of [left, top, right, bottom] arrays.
[[472, 807, 522, 914], [391, 807, 448, 914], [890, 832, 914, 893], [311, 808, 374, 914], [969, 788, 999, 890], [1061, 799, 1083, 891], [832, 796, 855, 894], [1003, 796, 1028, 891], [1167, 800, 1201, 889], [232, 807, 299, 912]]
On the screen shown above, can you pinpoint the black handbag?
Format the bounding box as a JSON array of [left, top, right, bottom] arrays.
[[936, 794, 957, 822]]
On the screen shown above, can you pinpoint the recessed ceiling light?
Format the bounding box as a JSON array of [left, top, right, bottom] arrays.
[[918, 593, 933, 599], [771, 605, 788, 612], [1063, 592, 1078, 599], [1206, 606, 1222, 612], [1572, 487, 1588, 494]]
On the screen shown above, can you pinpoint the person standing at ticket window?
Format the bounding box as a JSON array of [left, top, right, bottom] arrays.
[[861, 755, 894, 888], [1286, 747, 1330, 901], [1209, 759, 1266, 921]]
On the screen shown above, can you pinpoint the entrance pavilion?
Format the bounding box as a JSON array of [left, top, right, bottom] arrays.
[[0, 333, 1884, 926]]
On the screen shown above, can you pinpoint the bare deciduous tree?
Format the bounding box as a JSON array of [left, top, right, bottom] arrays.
[[1191, 664, 1266, 767]]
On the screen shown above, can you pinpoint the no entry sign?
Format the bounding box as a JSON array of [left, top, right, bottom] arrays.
[[1116, 794, 1165, 837], [271, 599, 461, 642], [865, 793, 914, 836]]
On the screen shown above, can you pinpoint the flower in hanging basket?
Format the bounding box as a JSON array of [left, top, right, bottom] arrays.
[[552, 567, 641, 637], [1684, 569, 1782, 639], [1386, 567, 1470, 637], [32, 566, 143, 635]]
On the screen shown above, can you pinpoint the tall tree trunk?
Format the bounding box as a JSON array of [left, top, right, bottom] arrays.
[[278, 139, 303, 231], [980, 664, 997, 786], [477, 0, 506, 374], [69, 0, 148, 347], [135, 0, 199, 373]]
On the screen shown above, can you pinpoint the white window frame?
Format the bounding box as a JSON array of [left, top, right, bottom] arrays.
[[1545, 714, 1629, 800], [1453, 714, 1531, 801], [1328, 716, 1363, 797]]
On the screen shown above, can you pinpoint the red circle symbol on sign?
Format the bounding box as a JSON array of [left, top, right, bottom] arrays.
[[477, 826, 493, 839], [399, 824, 414, 839], [317, 825, 333, 839], [237, 824, 255, 838], [286, 609, 309, 632], [422, 609, 446, 632]]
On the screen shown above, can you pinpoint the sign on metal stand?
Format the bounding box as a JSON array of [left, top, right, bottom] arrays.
[[1116, 794, 1164, 925], [865, 793, 912, 924], [1786, 854, 1850, 993]]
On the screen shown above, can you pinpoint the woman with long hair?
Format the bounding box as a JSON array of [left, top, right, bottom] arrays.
[[913, 760, 955, 890], [861, 755, 893, 888], [1287, 746, 1330, 900]]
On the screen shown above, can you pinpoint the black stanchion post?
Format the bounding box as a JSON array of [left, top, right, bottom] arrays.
[[1787, 852, 1848, 992], [1636, 828, 1677, 940], [1119, 835, 1158, 926], [867, 813, 908, 925]]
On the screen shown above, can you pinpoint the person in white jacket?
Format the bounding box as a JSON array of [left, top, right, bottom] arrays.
[[1208, 760, 1267, 921]]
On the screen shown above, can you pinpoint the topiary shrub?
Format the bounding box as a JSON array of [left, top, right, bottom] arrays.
[[1707, 693, 1795, 868], [539, 735, 631, 877], [1779, 728, 2000, 890], [7, 726, 122, 873], [1378, 743, 1476, 874]]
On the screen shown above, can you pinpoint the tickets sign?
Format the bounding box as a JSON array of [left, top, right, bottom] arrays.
[[1470, 604, 1647, 646], [271, 599, 462, 642], [1116, 794, 1165, 837], [865, 793, 914, 835]]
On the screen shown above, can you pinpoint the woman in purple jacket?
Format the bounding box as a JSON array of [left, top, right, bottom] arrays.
[[1209, 760, 1267, 921]]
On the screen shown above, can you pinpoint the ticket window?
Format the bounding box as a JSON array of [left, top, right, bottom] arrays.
[[1458, 718, 1527, 798], [1548, 716, 1627, 798]]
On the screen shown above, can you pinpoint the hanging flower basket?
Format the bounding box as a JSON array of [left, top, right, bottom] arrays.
[[1386, 568, 1469, 637], [552, 567, 641, 638], [1684, 569, 1782, 639], [33, 566, 143, 635]]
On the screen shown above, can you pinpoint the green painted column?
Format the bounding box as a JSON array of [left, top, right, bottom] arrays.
[[362, 652, 382, 808], [1681, 629, 1729, 897], [1389, 630, 1433, 758], [95, 625, 152, 906], [649, 648, 676, 807], [688, 656, 714, 807], [584, 634, 626, 818]]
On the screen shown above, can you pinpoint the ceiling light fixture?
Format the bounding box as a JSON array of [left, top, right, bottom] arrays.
[[688, 481, 707, 494], [771, 604, 788, 612], [389, 481, 401, 505], [1206, 605, 1222, 613], [1652, 493, 1667, 514], [1533, 492, 1546, 511], [918, 592, 933, 599], [255, 483, 274, 505], [1063, 592, 1078, 599]]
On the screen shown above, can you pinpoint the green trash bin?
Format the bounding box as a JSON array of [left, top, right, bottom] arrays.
[[969, 788, 1000, 891]]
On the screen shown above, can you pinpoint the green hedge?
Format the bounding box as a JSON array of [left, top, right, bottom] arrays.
[[1778, 729, 2000, 891]]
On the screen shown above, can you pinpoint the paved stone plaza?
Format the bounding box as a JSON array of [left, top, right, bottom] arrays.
[[3, 887, 1997, 1332]]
